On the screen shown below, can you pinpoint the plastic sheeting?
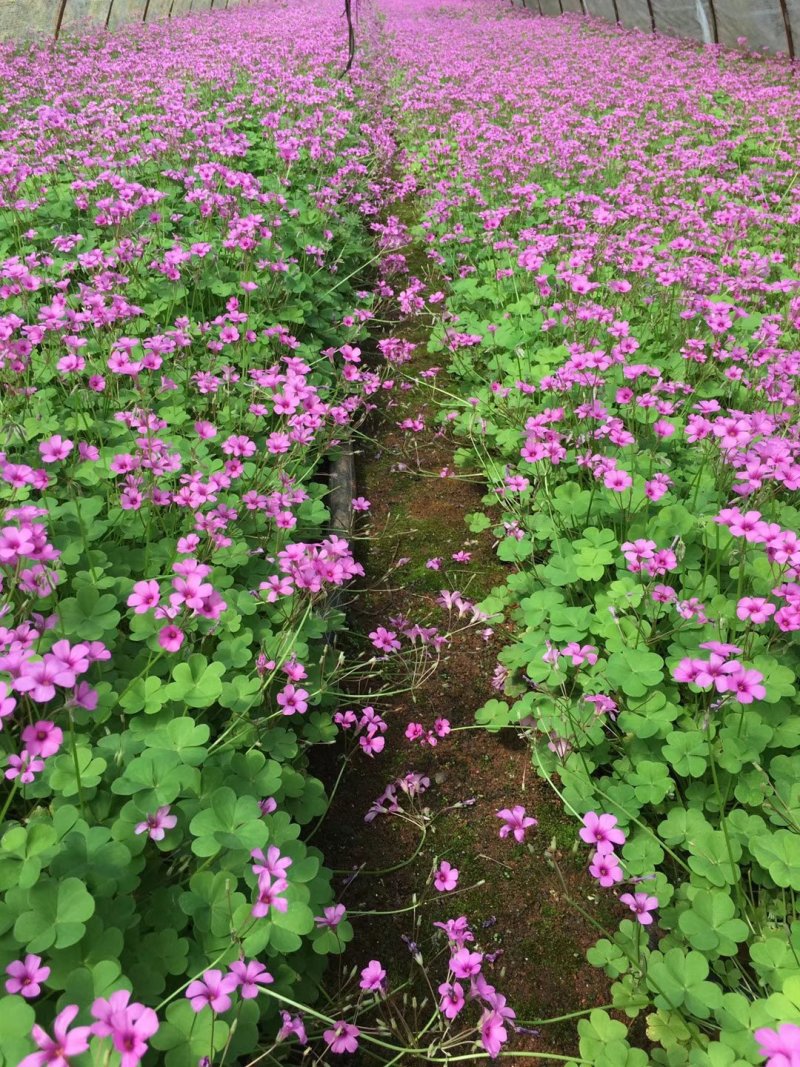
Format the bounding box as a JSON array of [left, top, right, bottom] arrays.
[[61, 0, 109, 30], [0, 0, 57, 37], [107, 0, 146, 30], [584, 0, 618, 20], [0, 0, 252, 39], [615, 0, 652, 31], [790, 0, 800, 54], [715, 0, 788, 54], [652, 0, 715, 43], [146, 0, 174, 19], [538, 0, 795, 56]]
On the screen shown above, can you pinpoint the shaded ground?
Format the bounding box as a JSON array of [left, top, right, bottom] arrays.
[[311, 199, 617, 1063]]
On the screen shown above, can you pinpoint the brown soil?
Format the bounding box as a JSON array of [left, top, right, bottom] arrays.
[[310, 206, 617, 1063]]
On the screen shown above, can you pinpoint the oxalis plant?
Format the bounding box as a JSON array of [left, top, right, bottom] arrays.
[[0, 3, 439, 1065], [375, 1, 800, 1065]]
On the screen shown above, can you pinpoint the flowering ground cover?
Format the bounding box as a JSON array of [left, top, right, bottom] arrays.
[[377, 1, 800, 1064], [3, 0, 800, 1065], [0, 4, 403, 1064]]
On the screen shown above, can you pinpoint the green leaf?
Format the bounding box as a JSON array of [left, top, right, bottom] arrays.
[[164, 655, 225, 708], [189, 787, 268, 857], [662, 731, 707, 778], [751, 830, 800, 890], [678, 890, 749, 956], [58, 587, 120, 640], [607, 647, 664, 697], [0, 996, 37, 1067], [13, 876, 95, 953], [646, 948, 723, 1019], [119, 676, 169, 715], [150, 999, 229, 1067]]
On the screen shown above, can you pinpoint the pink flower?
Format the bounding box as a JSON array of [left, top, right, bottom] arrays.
[[228, 959, 273, 999], [480, 1008, 509, 1059], [589, 849, 624, 887], [351, 497, 371, 511], [315, 904, 346, 929], [251, 845, 292, 882], [369, 626, 401, 653], [276, 683, 309, 715], [434, 860, 459, 892], [5, 750, 44, 784], [438, 980, 465, 1020], [653, 419, 675, 439], [450, 948, 483, 979], [251, 875, 289, 917], [673, 657, 702, 684], [718, 665, 766, 704], [186, 969, 238, 1014], [620, 892, 659, 925], [5, 954, 50, 998], [21, 721, 63, 758], [127, 579, 160, 614], [603, 468, 632, 492], [39, 435, 73, 463], [158, 625, 185, 652], [323, 1021, 360, 1054], [755, 1023, 800, 1067], [0, 681, 16, 727], [14, 660, 60, 703], [579, 812, 626, 849], [19, 1005, 91, 1067], [134, 805, 177, 841], [359, 960, 386, 993], [736, 597, 776, 624], [496, 805, 537, 842], [277, 1011, 307, 1044], [91, 990, 159, 1067]]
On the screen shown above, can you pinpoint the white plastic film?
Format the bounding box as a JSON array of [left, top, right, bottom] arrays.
[[0, 0, 59, 38], [615, 0, 651, 30], [584, 0, 619, 20], [652, 0, 715, 43], [61, 0, 111, 30], [714, 0, 789, 53], [107, 0, 146, 27]]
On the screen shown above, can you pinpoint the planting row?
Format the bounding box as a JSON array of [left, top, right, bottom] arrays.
[[0, 4, 405, 1064], [383, 1, 800, 1064]]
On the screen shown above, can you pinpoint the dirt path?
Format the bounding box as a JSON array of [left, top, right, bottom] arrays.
[[311, 198, 615, 1062]]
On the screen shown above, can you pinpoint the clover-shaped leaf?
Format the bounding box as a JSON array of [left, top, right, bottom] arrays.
[[678, 890, 748, 956], [646, 948, 723, 1019], [150, 1000, 229, 1067], [0, 996, 37, 1067], [58, 587, 120, 640], [662, 730, 707, 778], [607, 647, 664, 697], [189, 787, 268, 857], [13, 876, 95, 953], [751, 830, 800, 890], [165, 654, 225, 709]]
